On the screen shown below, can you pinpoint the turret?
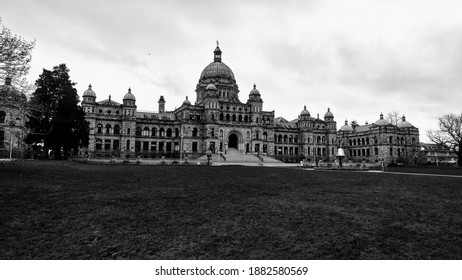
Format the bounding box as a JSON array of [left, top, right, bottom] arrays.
[[158, 95, 165, 113]]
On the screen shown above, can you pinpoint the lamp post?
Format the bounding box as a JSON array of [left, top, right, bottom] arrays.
[[206, 150, 212, 166]]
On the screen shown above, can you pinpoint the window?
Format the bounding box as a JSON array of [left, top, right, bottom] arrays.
[[263, 132, 268, 140], [192, 142, 198, 152], [126, 140, 130, 151], [114, 125, 120, 135], [159, 128, 165, 137], [152, 127, 157, 137], [166, 128, 172, 137], [244, 115, 249, 122], [150, 142, 157, 152], [0, 111, 5, 123], [0, 129, 5, 148], [284, 135, 288, 143], [143, 127, 150, 136], [238, 115, 242, 122], [226, 114, 230, 121], [105, 124, 112, 134], [166, 142, 172, 152], [97, 124, 103, 134], [143, 141, 149, 151], [192, 128, 198, 137], [256, 131, 260, 140], [175, 128, 180, 137], [113, 140, 120, 150], [96, 139, 102, 150], [104, 139, 111, 150], [211, 128, 215, 138], [219, 113, 224, 121], [136, 126, 142, 136], [232, 114, 236, 121], [127, 128, 131, 135]]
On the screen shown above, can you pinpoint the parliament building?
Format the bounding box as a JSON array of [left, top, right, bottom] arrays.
[[81, 44, 420, 164]]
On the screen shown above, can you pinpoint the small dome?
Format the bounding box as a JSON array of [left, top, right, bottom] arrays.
[[324, 108, 334, 119], [397, 115, 414, 128], [123, 88, 136, 101], [183, 96, 191, 106], [375, 113, 390, 126], [206, 83, 217, 91], [83, 84, 96, 97], [300, 105, 310, 116], [339, 120, 354, 131], [249, 84, 260, 96]]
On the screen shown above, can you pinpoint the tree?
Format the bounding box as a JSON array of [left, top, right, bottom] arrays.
[[0, 18, 35, 92], [26, 64, 89, 159], [427, 113, 462, 166], [385, 111, 400, 126]]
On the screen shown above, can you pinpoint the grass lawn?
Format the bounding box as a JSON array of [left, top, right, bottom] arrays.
[[1, 161, 461, 259]]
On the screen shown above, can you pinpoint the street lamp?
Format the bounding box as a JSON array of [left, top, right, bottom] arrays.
[[206, 150, 212, 165]]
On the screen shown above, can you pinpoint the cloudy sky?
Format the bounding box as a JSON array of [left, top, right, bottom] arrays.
[[3, 0, 462, 141]]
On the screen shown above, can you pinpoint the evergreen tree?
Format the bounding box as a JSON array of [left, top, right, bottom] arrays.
[[26, 64, 89, 159]]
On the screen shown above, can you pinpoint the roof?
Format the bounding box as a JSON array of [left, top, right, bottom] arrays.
[[98, 99, 121, 106]]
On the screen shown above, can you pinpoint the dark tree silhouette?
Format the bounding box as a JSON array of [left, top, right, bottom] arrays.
[[427, 113, 462, 166], [26, 64, 89, 159]]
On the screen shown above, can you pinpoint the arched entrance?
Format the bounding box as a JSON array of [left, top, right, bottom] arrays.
[[228, 134, 239, 149]]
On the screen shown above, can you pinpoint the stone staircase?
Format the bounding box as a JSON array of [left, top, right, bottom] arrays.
[[196, 148, 282, 164]]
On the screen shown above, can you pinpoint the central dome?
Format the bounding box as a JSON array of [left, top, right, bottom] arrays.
[[200, 61, 235, 81]]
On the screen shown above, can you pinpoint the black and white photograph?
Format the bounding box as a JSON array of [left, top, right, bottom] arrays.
[[1, 0, 461, 279]]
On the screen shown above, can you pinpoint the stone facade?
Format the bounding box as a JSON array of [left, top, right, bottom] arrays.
[[0, 77, 28, 158], [337, 114, 420, 164], [81, 44, 419, 164]]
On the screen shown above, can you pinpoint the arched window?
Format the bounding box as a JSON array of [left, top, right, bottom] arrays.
[[349, 139, 352, 146], [192, 128, 198, 137], [362, 138, 365, 145], [159, 128, 165, 137], [105, 124, 112, 134], [220, 130, 224, 138], [226, 114, 230, 121], [97, 124, 103, 134], [294, 136, 298, 143], [143, 127, 150, 136], [284, 135, 288, 143], [238, 115, 242, 122], [0, 111, 5, 123], [366, 138, 370, 145], [317, 136, 321, 144], [256, 131, 260, 140], [114, 125, 120, 135], [289, 135, 293, 143], [152, 127, 157, 137], [263, 132, 268, 140], [219, 113, 224, 121], [401, 137, 404, 144], [166, 128, 172, 137], [322, 136, 326, 144], [278, 134, 282, 142], [175, 128, 180, 137], [232, 114, 236, 121], [136, 126, 142, 136], [353, 139, 356, 146], [244, 115, 249, 122]]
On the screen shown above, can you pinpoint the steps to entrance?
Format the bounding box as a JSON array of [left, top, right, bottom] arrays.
[[195, 148, 282, 164]]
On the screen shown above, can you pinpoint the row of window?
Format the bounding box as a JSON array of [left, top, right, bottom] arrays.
[[348, 147, 408, 157], [345, 136, 417, 147]]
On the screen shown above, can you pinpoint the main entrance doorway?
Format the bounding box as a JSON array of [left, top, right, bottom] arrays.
[[228, 134, 238, 149]]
